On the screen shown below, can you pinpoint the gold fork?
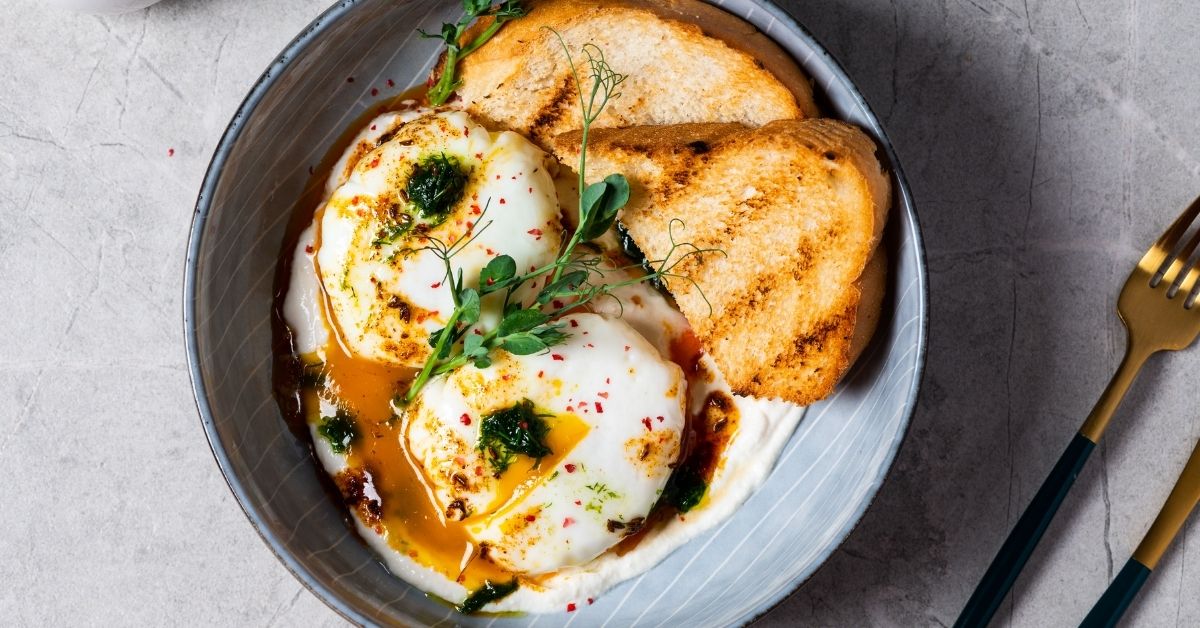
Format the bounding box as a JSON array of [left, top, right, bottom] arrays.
[[956, 195, 1200, 628]]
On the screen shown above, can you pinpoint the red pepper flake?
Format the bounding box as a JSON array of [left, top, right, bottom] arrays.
[[562, 518, 575, 528], [460, 414, 472, 426], [624, 345, 631, 352], [527, 228, 543, 237], [528, 187, 534, 193], [641, 417, 653, 431], [486, 248, 495, 255], [588, 598, 594, 605], [167, 148, 175, 157], [585, 343, 595, 348], [605, 377, 611, 384], [473, 329, 483, 335], [567, 603, 577, 613], [574, 499, 582, 506], [564, 463, 577, 473], [387, 79, 395, 87], [511, 175, 517, 180], [569, 319, 579, 328], [552, 354, 564, 361], [553, 300, 564, 309], [370, 124, 377, 130], [475, 152, 483, 160], [537, 370, 544, 378], [495, 174, 501, 180], [525, 514, 536, 522], [431, 282, 441, 289], [499, 198, 507, 205], [466, 221, 474, 230], [304, 245, 314, 254], [370, 88, 379, 97], [464, 127, 470, 137], [471, 204, 482, 215], [368, 156, 380, 168], [475, 466, 483, 476], [657, 415, 665, 422], [598, 392, 608, 398], [346, 76, 355, 83], [594, 402, 604, 413]]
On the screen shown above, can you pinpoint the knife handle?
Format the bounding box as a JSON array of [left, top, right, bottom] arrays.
[[1080, 438, 1200, 628], [1079, 559, 1151, 628], [955, 433, 1096, 628]]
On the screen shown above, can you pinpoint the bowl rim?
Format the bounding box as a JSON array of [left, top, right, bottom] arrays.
[[183, 0, 929, 625]]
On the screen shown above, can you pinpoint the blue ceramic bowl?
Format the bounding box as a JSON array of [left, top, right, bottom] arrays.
[[184, 0, 927, 624]]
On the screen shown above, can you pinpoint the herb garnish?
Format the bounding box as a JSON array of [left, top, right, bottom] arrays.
[[659, 462, 707, 513], [422, 0, 527, 106], [408, 152, 468, 220], [400, 39, 722, 404], [317, 410, 358, 454], [456, 578, 520, 614], [478, 399, 552, 475]]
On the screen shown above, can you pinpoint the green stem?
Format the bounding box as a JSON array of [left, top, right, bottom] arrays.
[[405, 307, 463, 403], [429, 45, 461, 106]]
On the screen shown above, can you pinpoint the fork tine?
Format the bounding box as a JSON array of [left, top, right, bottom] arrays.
[[1144, 195, 1200, 277], [1163, 222, 1200, 289]]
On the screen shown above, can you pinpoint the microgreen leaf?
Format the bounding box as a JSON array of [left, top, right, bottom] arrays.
[[499, 334, 547, 355], [577, 174, 629, 241], [479, 254, 517, 294], [498, 309, 548, 336], [536, 270, 589, 305], [458, 288, 481, 326]]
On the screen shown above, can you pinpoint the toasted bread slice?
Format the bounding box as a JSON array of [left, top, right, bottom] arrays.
[[553, 119, 890, 405], [451, 0, 818, 148]]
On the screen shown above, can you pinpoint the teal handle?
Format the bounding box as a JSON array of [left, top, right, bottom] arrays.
[[1079, 559, 1152, 628], [955, 433, 1096, 628]]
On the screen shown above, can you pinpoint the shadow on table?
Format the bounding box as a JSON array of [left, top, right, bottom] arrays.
[[753, 1, 1177, 626]]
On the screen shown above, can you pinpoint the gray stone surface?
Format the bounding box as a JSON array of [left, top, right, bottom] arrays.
[[1, 0, 1198, 625]]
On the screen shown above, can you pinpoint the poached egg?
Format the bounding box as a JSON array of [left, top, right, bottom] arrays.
[[317, 110, 562, 367], [405, 313, 686, 575]]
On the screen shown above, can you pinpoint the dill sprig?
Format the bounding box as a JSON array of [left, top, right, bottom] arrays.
[[422, 0, 527, 106]]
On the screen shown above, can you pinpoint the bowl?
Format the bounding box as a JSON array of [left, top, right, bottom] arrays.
[[184, 0, 928, 624]]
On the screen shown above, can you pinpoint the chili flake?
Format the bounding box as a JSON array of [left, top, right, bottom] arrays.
[[641, 417, 653, 431], [460, 414, 472, 426], [567, 603, 577, 612], [551, 354, 564, 361], [564, 463, 576, 473]]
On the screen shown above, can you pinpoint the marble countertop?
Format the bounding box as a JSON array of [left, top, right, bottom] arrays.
[[3, 0, 1199, 625]]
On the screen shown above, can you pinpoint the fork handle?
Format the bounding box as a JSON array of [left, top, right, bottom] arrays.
[[955, 433, 1096, 628]]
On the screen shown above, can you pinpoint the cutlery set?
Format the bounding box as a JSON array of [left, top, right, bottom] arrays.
[[957, 196, 1200, 627]]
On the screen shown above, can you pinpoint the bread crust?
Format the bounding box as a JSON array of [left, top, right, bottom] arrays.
[[451, 0, 817, 148], [553, 119, 891, 405]]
